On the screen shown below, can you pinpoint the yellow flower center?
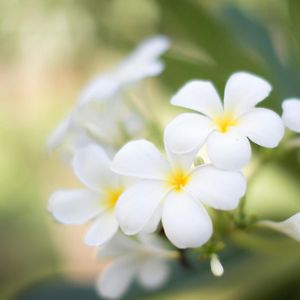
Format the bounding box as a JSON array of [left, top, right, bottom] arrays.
[[214, 115, 237, 133], [167, 170, 190, 192], [103, 187, 124, 210]]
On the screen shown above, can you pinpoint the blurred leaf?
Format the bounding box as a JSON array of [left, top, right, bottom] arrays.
[[157, 0, 266, 93], [223, 6, 300, 111]]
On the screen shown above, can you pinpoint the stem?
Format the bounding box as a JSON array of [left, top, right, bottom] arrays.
[[178, 249, 192, 269]]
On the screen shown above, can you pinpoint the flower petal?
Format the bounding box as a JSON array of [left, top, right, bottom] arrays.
[[138, 258, 170, 289], [85, 212, 119, 246], [47, 115, 71, 152], [237, 108, 284, 148], [48, 189, 102, 224], [112, 140, 171, 180], [97, 232, 140, 259], [162, 191, 213, 248], [116, 181, 169, 235], [78, 75, 120, 107], [282, 98, 300, 133], [141, 205, 162, 233], [258, 213, 300, 242], [171, 80, 223, 118], [207, 130, 251, 170], [115, 35, 170, 84], [96, 256, 137, 299], [73, 144, 118, 191], [224, 72, 272, 116], [164, 113, 213, 168], [186, 165, 246, 210]]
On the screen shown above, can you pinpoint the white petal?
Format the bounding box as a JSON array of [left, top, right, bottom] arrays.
[[210, 254, 224, 277], [96, 257, 137, 299], [137, 233, 168, 250], [171, 80, 223, 118], [116, 181, 169, 235], [207, 130, 251, 170], [48, 189, 102, 224], [162, 191, 213, 248], [47, 115, 71, 152], [237, 108, 284, 148], [115, 35, 170, 84], [164, 113, 213, 168], [186, 165, 246, 210], [112, 140, 171, 180], [282, 98, 300, 133], [132, 35, 170, 62], [85, 212, 119, 246], [78, 75, 120, 107], [138, 258, 170, 289], [97, 232, 140, 259], [73, 144, 118, 191], [258, 213, 300, 242], [224, 72, 272, 116], [141, 206, 162, 233]]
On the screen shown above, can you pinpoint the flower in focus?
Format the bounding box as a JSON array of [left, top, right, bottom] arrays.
[[282, 98, 300, 133], [48, 145, 127, 246], [210, 254, 224, 277], [112, 131, 246, 249], [166, 72, 284, 170], [96, 233, 174, 299], [257, 213, 300, 242]]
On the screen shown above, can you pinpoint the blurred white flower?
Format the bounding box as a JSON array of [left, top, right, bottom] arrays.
[[282, 98, 300, 133], [112, 127, 246, 249], [167, 72, 284, 170], [210, 254, 224, 277], [79, 35, 171, 107], [47, 35, 170, 160], [96, 233, 174, 299], [258, 213, 300, 242], [48, 145, 127, 246], [46, 112, 94, 163]]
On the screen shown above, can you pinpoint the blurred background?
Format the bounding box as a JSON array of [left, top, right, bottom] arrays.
[[1, 0, 300, 299]]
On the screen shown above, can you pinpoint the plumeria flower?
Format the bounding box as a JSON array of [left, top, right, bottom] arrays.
[[47, 35, 169, 160], [210, 254, 224, 277], [96, 233, 174, 299], [48, 144, 156, 246], [76, 98, 144, 149], [282, 98, 300, 133], [47, 96, 143, 161], [257, 213, 300, 242], [79, 35, 170, 107], [47, 113, 93, 162], [166, 72, 284, 170], [111, 130, 247, 249]]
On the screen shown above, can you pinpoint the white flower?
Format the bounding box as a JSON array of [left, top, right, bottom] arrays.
[[76, 98, 143, 149], [282, 98, 300, 133], [48, 145, 127, 246], [47, 113, 93, 162], [111, 131, 246, 249], [79, 35, 171, 107], [166, 72, 284, 170], [96, 233, 173, 299], [257, 213, 300, 242], [210, 254, 224, 277], [47, 35, 169, 160]]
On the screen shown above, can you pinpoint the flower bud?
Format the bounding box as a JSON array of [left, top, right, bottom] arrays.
[[210, 254, 224, 277]]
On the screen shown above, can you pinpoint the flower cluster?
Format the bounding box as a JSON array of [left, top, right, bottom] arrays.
[[48, 36, 300, 299]]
